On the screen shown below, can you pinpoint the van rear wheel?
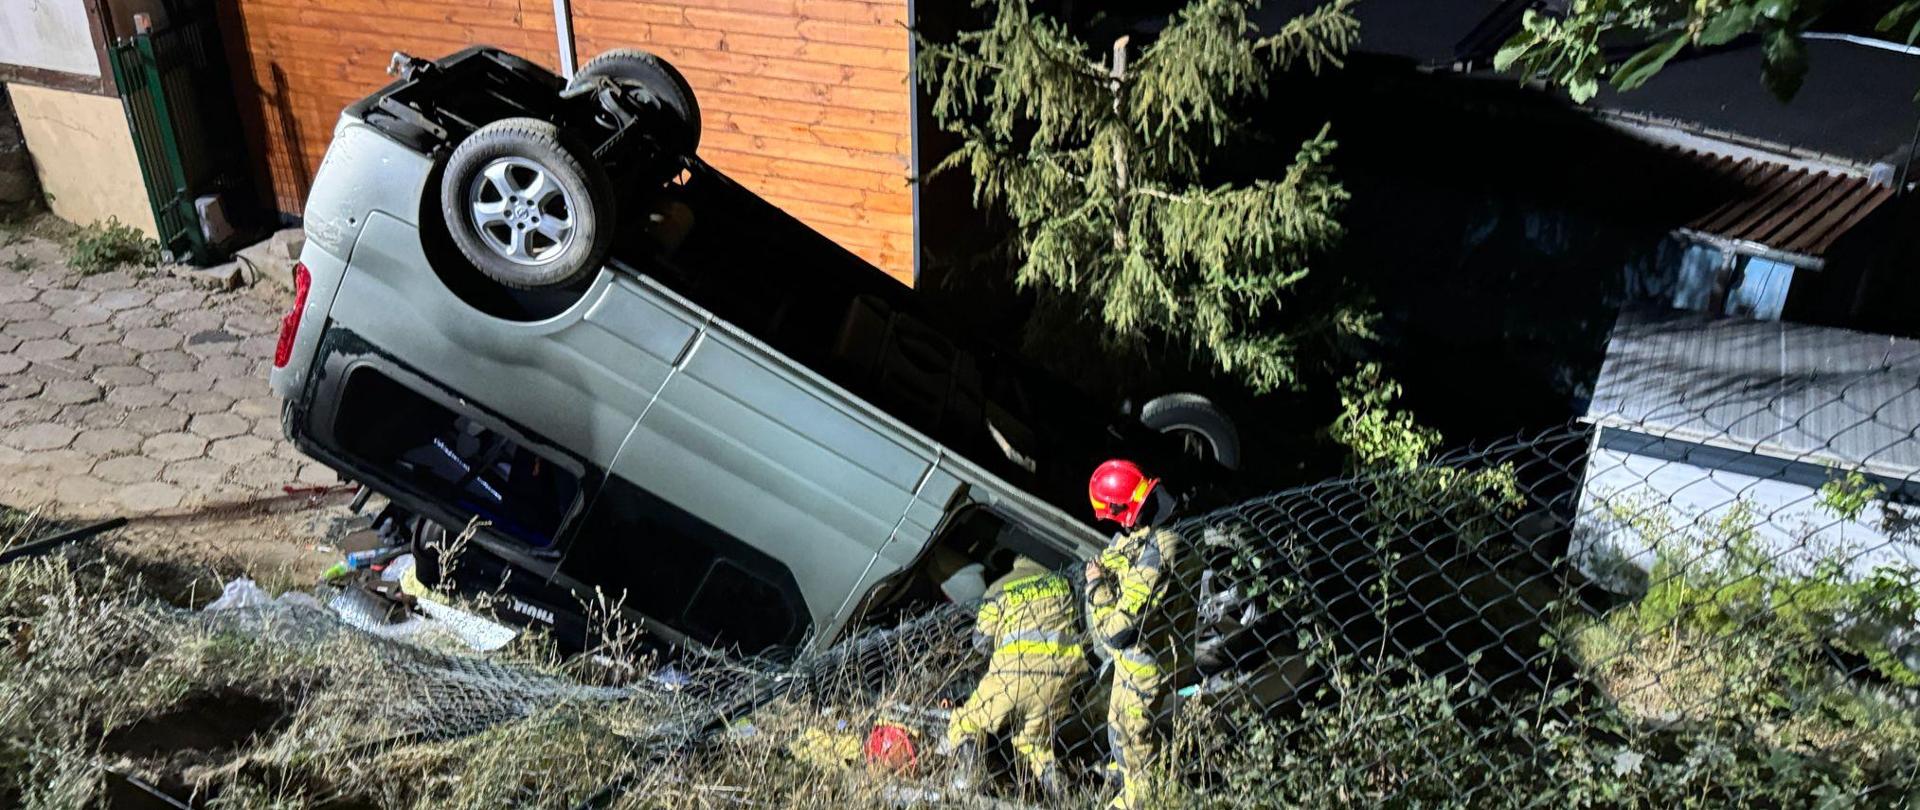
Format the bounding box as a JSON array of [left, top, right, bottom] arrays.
[[570, 48, 701, 156], [1141, 393, 1242, 470], [441, 117, 613, 289]]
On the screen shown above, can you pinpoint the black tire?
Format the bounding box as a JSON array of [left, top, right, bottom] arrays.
[[440, 117, 613, 289], [571, 48, 701, 154], [1141, 393, 1242, 470]]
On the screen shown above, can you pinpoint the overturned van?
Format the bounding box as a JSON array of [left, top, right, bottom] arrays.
[[269, 46, 1242, 658]]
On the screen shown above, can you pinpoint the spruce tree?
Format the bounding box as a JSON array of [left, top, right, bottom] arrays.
[[918, 0, 1361, 393]]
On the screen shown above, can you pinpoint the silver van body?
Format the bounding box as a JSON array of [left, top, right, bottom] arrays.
[[273, 114, 1107, 653]]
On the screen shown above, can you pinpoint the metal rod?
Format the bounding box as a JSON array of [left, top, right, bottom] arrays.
[[0, 518, 129, 565], [553, 0, 578, 79]]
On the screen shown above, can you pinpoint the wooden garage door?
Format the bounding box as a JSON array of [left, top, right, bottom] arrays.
[[221, 0, 914, 283]]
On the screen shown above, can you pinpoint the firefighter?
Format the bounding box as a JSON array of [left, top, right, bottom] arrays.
[[1085, 459, 1193, 810], [944, 555, 1087, 797]]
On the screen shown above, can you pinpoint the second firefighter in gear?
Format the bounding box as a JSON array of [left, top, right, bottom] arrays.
[[1086, 459, 1195, 810], [944, 556, 1088, 796]]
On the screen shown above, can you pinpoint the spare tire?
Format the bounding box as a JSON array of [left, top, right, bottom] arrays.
[[570, 48, 701, 155], [1141, 393, 1242, 470], [440, 117, 613, 289]]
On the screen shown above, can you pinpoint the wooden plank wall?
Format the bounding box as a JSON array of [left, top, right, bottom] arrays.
[[221, 0, 915, 283]]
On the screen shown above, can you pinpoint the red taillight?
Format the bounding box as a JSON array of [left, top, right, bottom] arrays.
[[273, 262, 312, 369]]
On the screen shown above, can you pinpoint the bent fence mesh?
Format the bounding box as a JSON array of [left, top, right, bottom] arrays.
[[691, 360, 1920, 807]]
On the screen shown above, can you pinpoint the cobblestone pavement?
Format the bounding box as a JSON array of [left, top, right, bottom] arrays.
[[0, 235, 333, 518]]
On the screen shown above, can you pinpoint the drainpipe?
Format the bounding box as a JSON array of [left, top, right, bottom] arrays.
[[553, 0, 577, 79]]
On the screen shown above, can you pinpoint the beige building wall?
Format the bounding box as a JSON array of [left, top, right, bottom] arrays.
[[6, 83, 156, 236]]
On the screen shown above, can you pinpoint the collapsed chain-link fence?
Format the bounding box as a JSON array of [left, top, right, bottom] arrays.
[[657, 317, 1920, 808]]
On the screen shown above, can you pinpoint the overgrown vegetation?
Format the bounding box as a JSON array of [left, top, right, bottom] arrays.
[[64, 217, 159, 275]]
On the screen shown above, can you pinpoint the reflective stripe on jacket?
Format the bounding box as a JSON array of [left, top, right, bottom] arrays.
[[975, 571, 1086, 675]]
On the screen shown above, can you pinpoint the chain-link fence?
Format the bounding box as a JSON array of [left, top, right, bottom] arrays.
[[662, 339, 1920, 808]]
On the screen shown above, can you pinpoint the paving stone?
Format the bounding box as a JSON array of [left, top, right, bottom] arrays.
[[105, 385, 172, 409], [0, 400, 57, 427], [39, 379, 101, 406], [135, 350, 196, 373], [212, 375, 269, 400], [0, 355, 26, 377], [201, 353, 254, 379], [0, 334, 17, 354], [152, 289, 207, 312], [95, 288, 153, 311], [54, 474, 117, 504], [26, 358, 89, 380], [237, 334, 277, 360], [73, 428, 143, 457], [2, 319, 64, 340], [143, 431, 208, 462], [79, 342, 138, 365], [170, 309, 225, 332], [0, 283, 36, 304], [37, 288, 96, 308], [110, 308, 165, 329], [5, 422, 77, 451], [189, 412, 249, 440], [232, 396, 280, 420], [50, 304, 111, 328], [0, 377, 42, 402], [67, 323, 122, 346], [172, 390, 234, 415], [147, 275, 192, 294], [77, 272, 137, 292], [225, 311, 281, 336], [0, 301, 51, 322], [297, 462, 337, 485], [123, 406, 188, 434], [15, 338, 77, 361], [233, 455, 299, 486], [118, 481, 185, 511], [123, 326, 184, 352], [155, 370, 214, 394], [207, 434, 274, 463], [94, 454, 164, 484], [24, 448, 94, 476], [250, 415, 282, 439], [162, 456, 230, 486], [22, 270, 65, 289], [63, 402, 128, 430]]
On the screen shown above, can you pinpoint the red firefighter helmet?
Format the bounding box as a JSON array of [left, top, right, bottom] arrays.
[[1089, 459, 1157, 528]]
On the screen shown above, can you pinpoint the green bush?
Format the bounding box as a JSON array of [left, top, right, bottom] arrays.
[[64, 217, 158, 274]]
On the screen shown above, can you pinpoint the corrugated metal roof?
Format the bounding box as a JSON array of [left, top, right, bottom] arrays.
[[1681, 150, 1895, 259], [1585, 310, 1920, 475]]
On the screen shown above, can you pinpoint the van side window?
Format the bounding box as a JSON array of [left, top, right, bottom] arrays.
[[334, 368, 581, 549], [683, 560, 802, 653], [562, 477, 809, 655]]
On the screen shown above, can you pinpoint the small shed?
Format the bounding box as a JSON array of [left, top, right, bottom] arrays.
[[1571, 310, 1920, 592]]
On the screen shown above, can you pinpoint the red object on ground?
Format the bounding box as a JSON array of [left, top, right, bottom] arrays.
[[274, 263, 313, 368], [864, 724, 916, 772]]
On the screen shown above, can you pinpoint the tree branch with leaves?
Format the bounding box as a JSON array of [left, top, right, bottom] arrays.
[[918, 0, 1364, 393], [1496, 0, 1920, 103]]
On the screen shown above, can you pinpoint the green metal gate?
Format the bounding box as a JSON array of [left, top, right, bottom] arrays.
[[110, 7, 252, 265]]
